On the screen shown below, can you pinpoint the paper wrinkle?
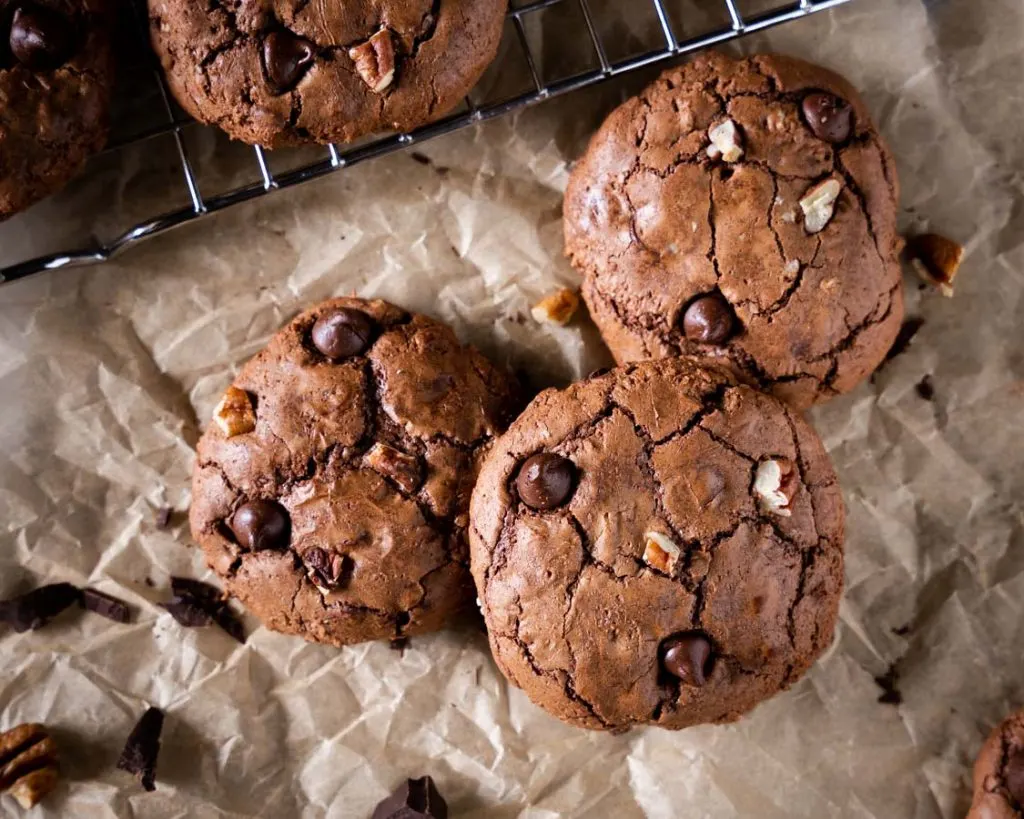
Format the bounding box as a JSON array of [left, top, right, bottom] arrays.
[[1, 0, 1024, 816]]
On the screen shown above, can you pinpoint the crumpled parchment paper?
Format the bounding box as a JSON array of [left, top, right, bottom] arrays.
[[1, 0, 1023, 815]]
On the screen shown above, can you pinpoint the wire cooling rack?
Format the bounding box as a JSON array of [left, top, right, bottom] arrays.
[[0, 0, 853, 285]]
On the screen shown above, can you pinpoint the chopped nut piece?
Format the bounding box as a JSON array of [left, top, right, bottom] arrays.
[[907, 233, 965, 297], [0, 723, 59, 809], [799, 178, 842, 234], [213, 386, 256, 438], [784, 259, 800, 275], [643, 531, 681, 573], [349, 29, 396, 93], [707, 119, 744, 163], [753, 458, 798, 517], [531, 289, 580, 326], [365, 443, 423, 493]]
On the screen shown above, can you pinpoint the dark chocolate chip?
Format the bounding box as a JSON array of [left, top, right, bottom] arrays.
[[262, 30, 315, 93], [682, 293, 736, 345], [661, 632, 713, 686], [161, 596, 212, 628], [0, 583, 81, 633], [1005, 750, 1024, 805], [229, 500, 290, 551], [9, 4, 74, 71], [154, 507, 173, 530], [304, 548, 353, 589], [372, 776, 448, 819], [310, 308, 375, 360], [802, 92, 854, 144], [81, 589, 132, 624], [515, 453, 576, 511], [117, 707, 164, 792], [170, 577, 222, 605], [915, 374, 935, 401], [874, 665, 902, 705]]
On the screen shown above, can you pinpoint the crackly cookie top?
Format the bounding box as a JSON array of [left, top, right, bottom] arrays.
[[190, 297, 519, 647], [564, 52, 904, 410], [0, 0, 114, 219], [147, 0, 507, 147], [969, 709, 1024, 819], [470, 357, 845, 731]]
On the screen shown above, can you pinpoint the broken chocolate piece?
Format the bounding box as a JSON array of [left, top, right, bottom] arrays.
[[372, 776, 448, 819], [81, 589, 132, 624], [161, 596, 212, 628], [117, 707, 164, 792], [0, 583, 81, 633], [155, 506, 173, 530], [163, 579, 246, 643], [874, 665, 902, 706], [169, 577, 223, 605], [211, 605, 247, 645]]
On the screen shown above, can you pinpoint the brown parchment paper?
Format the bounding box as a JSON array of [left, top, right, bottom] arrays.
[[2, 0, 1023, 815]]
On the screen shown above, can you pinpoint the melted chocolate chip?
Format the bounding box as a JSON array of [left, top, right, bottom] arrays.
[[229, 500, 290, 551], [661, 632, 713, 686], [310, 308, 375, 360], [802, 92, 854, 144], [9, 4, 75, 71], [516, 453, 576, 511], [1005, 750, 1024, 805], [372, 776, 448, 819], [682, 293, 735, 345], [262, 30, 315, 93]]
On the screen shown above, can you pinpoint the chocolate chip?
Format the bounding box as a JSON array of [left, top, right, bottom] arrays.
[[915, 374, 935, 401], [661, 632, 713, 686], [372, 776, 448, 819], [81, 589, 132, 624], [516, 453, 576, 511], [161, 596, 212, 628], [0, 583, 81, 633], [117, 707, 164, 792], [1004, 750, 1024, 804], [874, 664, 902, 705], [310, 308, 375, 360], [304, 547, 353, 589], [229, 500, 290, 551], [802, 92, 854, 144], [9, 4, 74, 71], [262, 30, 315, 93], [682, 293, 736, 345]]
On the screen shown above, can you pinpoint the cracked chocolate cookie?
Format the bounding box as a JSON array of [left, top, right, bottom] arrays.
[[0, 0, 114, 219], [564, 52, 904, 410], [969, 708, 1024, 819], [190, 297, 519, 647], [469, 357, 845, 731], [148, 0, 507, 148]]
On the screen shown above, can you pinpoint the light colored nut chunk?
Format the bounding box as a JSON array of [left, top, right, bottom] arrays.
[[908, 233, 965, 297], [707, 119, 744, 163], [643, 531, 681, 573], [213, 386, 256, 438], [365, 443, 423, 494], [349, 29, 396, 93], [800, 178, 842, 234], [531, 288, 580, 326], [0, 723, 59, 809], [754, 458, 798, 517]]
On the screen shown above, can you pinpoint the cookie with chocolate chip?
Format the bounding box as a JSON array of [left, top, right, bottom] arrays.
[[564, 52, 904, 409], [0, 0, 114, 219], [969, 708, 1024, 818], [190, 297, 519, 647], [469, 357, 845, 731], [147, 0, 507, 147]]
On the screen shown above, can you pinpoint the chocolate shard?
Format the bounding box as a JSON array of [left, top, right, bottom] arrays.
[[372, 776, 448, 819], [211, 605, 247, 645], [169, 577, 223, 605], [160, 596, 212, 628], [117, 707, 164, 792], [81, 589, 133, 624], [1, 583, 81, 633]]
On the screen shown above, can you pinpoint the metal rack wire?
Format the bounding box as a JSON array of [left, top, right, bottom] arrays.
[[0, 0, 853, 285]]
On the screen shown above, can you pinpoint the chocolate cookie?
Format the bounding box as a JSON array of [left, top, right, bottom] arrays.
[[148, 0, 507, 148], [564, 52, 904, 409], [969, 709, 1024, 818], [469, 357, 845, 731], [190, 298, 519, 647], [0, 0, 114, 219]]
